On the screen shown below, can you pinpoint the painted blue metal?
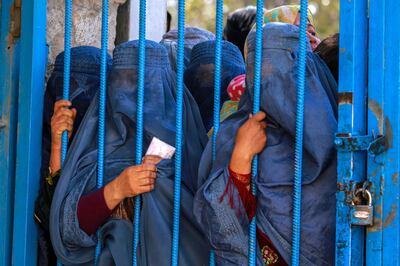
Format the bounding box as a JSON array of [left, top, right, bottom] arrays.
[[171, 0, 185, 264], [209, 251, 215, 266], [290, 0, 308, 264], [366, 0, 400, 265], [248, 1, 263, 265], [11, 0, 47, 264], [335, 134, 386, 156], [0, 0, 20, 264], [211, 0, 223, 161], [335, 0, 368, 265], [94, 0, 109, 263], [58, 1, 72, 264], [61, 0, 72, 164], [132, 0, 147, 265], [365, 1, 385, 263], [209, 0, 223, 265]]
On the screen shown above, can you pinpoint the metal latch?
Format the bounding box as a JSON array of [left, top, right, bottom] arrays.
[[335, 134, 386, 156]]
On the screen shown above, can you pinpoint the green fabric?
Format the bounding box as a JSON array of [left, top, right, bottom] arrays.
[[208, 100, 240, 138]]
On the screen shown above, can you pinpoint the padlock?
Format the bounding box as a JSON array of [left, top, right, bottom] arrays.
[[350, 188, 373, 226]]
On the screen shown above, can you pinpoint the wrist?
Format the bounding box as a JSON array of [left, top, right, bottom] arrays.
[[49, 151, 62, 176], [104, 179, 124, 210], [230, 147, 253, 175], [111, 178, 125, 201], [232, 146, 253, 164], [51, 144, 62, 152]]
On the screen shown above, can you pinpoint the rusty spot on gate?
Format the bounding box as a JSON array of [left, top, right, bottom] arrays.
[[338, 92, 353, 105], [383, 205, 398, 228], [337, 182, 347, 191], [371, 167, 379, 178], [10, 0, 21, 38], [368, 99, 384, 134], [385, 118, 393, 149], [375, 205, 383, 216], [368, 204, 383, 233], [392, 173, 399, 186]]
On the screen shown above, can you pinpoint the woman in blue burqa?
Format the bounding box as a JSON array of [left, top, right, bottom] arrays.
[[160, 27, 215, 72], [50, 40, 210, 265], [184, 40, 246, 132], [36, 46, 112, 266], [194, 23, 338, 265]]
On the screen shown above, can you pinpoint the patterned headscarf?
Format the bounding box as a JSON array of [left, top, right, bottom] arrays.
[[263, 5, 314, 26], [244, 5, 315, 58]]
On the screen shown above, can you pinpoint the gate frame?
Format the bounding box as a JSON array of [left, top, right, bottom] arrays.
[[335, 0, 368, 264]]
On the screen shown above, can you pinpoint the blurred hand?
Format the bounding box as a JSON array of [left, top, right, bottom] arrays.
[[50, 100, 77, 149], [229, 111, 267, 174], [49, 100, 77, 175]]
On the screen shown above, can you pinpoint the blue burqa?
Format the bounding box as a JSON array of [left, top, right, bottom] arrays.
[[38, 46, 111, 266], [194, 23, 338, 266], [50, 40, 210, 265], [184, 40, 246, 131], [160, 27, 215, 72], [41, 46, 112, 178]]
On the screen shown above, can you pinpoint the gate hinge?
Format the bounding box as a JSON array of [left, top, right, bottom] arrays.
[[335, 134, 386, 156]]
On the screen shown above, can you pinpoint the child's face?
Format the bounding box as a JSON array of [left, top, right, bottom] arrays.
[[293, 13, 321, 51]]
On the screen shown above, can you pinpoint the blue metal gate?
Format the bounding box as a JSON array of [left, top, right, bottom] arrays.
[[0, 0, 47, 264], [366, 0, 400, 264], [336, 0, 400, 265]]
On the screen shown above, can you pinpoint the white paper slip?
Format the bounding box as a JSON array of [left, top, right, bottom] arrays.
[[145, 137, 176, 159]]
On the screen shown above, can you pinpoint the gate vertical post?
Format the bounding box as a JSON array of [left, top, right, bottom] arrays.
[[366, 0, 400, 264], [335, 0, 368, 265], [11, 0, 47, 264], [0, 0, 21, 264], [365, 0, 385, 264]]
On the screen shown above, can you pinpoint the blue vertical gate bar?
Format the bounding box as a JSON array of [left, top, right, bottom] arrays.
[[61, 0, 72, 163], [378, 0, 400, 262], [335, 0, 368, 265], [94, 0, 109, 263], [211, 0, 223, 160], [248, 0, 263, 265], [133, 0, 147, 265], [0, 0, 20, 264], [171, 0, 185, 264], [290, 0, 308, 265], [11, 0, 48, 264], [58, 1, 72, 264], [366, 0, 400, 264], [365, 0, 385, 264], [209, 0, 223, 264]]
